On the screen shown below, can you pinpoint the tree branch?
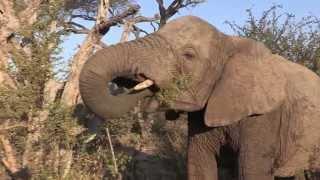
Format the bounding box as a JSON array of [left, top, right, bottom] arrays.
[[65, 28, 91, 34], [71, 14, 96, 21], [68, 22, 89, 30], [106, 127, 119, 176], [120, 21, 134, 42], [64, 22, 91, 34], [18, 0, 43, 25], [95, 4, 140, 34], [0, 135, 21, 174], [134, 14, 160, 23], [0, 121, 27, 133], [155, 0, 203, 27], [166, 0, 183, 18], [132, 25, 149, 37], [155, 0, 167, 27], [97, 0, 109, 24]]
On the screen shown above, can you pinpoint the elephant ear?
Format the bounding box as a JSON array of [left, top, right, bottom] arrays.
[[205, 39, 286, 127]]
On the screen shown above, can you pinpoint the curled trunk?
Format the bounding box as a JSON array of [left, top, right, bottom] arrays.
[[79, 42, 151, 119]]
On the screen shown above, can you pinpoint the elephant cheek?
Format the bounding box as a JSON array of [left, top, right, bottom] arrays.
[[170, 92, 204, 111], [172, 101, 203, 112], [172, 82, 214, 112]]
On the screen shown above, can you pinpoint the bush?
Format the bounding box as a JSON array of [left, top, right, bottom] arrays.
[[226, 5, 320, 75]]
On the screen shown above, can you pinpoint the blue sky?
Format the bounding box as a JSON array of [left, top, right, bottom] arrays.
[[60, 0, 320, 63]]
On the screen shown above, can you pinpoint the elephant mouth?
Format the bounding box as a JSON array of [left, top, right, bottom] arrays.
[[134, 79, 155, 90], [111, 73, 201, 112], [132, 75, 203, 111], [110, 74, 159, 96]]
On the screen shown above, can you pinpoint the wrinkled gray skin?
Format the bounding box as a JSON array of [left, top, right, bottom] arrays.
[[79, 16, 320, 180]]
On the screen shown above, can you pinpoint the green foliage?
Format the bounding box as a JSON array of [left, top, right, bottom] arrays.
[[107, 115, 138, 136], [106, 152, 132, 178], [64, 0, 131, 17], [226, 5, 320, 75], [35, 169, 60, 180], [156, 73, 192, 106], [0, 1, 73, 178], [0, 0, 65, 117], [0, 86, 35, 118], [8, 126, 28, 156], [66, 127, 134, 179], [41, 103, 79, 149]]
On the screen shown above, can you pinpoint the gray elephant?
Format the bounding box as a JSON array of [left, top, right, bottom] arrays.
[[79, 16, 320, 180]]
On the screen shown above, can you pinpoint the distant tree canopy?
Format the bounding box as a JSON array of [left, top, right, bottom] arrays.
[[63, 0, 132, 23], [226, 5, 320, 75]]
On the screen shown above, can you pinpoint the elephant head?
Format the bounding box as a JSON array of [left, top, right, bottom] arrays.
[[79, 16, 285, 126]]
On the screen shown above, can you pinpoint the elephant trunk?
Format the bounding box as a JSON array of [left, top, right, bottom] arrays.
[[79, 41, 152, 119]]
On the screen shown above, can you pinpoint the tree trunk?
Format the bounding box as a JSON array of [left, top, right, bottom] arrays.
[[0, 1, 19, 89], [61, 31, 101, 106], [58, 1, 110, 177], [120, 21, 134, 42], [0, 135, 20, 175], [0, 1, 43, 177]]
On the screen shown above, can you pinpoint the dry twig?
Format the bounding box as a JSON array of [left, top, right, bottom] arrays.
[[0, 135, 20, 174]]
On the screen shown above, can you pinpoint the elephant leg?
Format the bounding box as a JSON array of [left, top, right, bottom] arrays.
[[187, 111, 224, 180], [187, 144, 218, 180], [238, 149, 274, 180], [238, 116, 279, 180]]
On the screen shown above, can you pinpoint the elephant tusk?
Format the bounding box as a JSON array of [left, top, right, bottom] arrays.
[[133, 79, 154, 90]]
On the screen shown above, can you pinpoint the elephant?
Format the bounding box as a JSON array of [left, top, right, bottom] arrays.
[[79, 16, 320, 180]]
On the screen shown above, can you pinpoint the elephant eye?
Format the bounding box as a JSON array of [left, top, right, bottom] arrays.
[[183, 48, 196, 60]]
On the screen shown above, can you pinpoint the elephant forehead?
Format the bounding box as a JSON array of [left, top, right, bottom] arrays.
[[162, 16, 214, 33], [158, 16, 219, 44]]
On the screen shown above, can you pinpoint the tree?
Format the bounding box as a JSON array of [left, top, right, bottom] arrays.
[[0, 1, 65, 178], [0, 0, 204, 179], [226, 5, 320, 75]]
